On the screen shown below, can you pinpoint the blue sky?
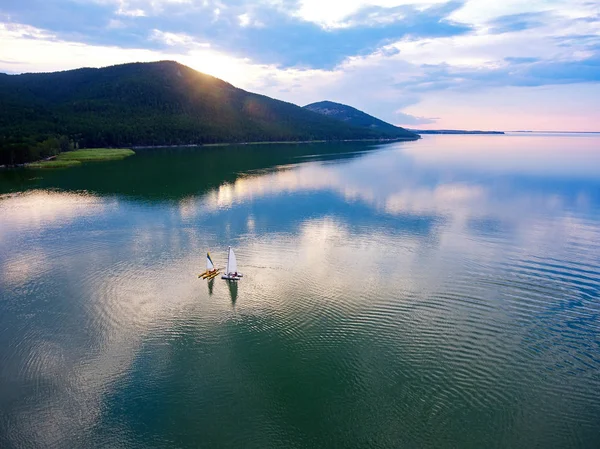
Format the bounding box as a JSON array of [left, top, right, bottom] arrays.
[[1, 0, 599, 130]]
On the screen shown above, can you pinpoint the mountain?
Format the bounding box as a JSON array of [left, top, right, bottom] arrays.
[[0, 61, 418, 165], [303, 101, 419, 139]]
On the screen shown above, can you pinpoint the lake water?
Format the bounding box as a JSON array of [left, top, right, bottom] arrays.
[[1, 134, 599, 448]]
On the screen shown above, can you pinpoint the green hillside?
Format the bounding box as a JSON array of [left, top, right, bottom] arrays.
[[0, 61, 418, 165], [303, 101, 419, 139]]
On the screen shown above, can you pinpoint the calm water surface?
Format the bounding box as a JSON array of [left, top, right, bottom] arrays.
[[1, 134, 599, 448]]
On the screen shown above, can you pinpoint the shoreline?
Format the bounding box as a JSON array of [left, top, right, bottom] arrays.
[[130, 136, 420, 150], [410, 130, 505, 135], [1, 138, 418, 169], [1, 148, 135, 169]]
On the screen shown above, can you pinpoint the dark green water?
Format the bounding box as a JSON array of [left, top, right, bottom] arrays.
[[1, 134, 599, 448]]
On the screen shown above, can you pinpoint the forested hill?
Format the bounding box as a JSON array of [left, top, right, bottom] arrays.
[[0, 61, 418, 165], [303, 101, 418, 139]]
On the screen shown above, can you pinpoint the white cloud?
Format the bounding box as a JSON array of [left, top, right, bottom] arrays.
[[116, 7, 146, 16], [0, 22, 55, 40], [150, 29, 210, 47], [292, 0, 448, 28], [1, 0, 599, 131], [394, 110, 438, 126], [0, 22, 272, 86], [236, 12, 264, 27], [238, 13, 251, 27], [449, 0, 599, 24], [87, 0, 196, 17], [0, 23, 165, 73]]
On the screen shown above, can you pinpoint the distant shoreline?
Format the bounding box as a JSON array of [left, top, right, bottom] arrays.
[[410, 129, 505, 135]]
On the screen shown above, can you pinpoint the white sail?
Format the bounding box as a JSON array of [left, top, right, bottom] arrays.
[[228, 247, 238, 274], [206, 252, 214, 271], [222, 246, 242, 280]]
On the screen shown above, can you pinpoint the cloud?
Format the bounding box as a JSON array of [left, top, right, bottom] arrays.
[[291, 0, 450, 29], [106, 1, 471, 69], [0, 0, 472, 69], [394, 111, 438, 125], [487, 12, 549, 34], [393, 54, 600, 93], [0, 21, 54, 40], [149, 29, 210, 48], [0, 21, 277, 87], [0, 0, 599, 130], [116, 6, 146, 17], [504, 56, 540, 64]]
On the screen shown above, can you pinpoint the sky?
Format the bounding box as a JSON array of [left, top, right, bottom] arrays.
[[0, 0, 599, 131]]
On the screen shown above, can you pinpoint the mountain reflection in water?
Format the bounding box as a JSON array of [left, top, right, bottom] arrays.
[[1, 134, 599, 449]]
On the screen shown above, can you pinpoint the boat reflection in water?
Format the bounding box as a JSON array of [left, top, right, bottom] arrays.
[[227, 280, 238, 305]]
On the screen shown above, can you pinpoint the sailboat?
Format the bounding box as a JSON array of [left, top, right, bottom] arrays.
[[199, 252, 220, 279], [221, 246, 243, 281]]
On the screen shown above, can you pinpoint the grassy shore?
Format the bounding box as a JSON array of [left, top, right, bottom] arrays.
[[58, 148, 135, 161], [28, 148, 135, 169], [28, 159, 82, 169]]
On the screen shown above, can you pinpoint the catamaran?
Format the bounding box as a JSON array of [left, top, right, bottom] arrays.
[[221, 246, 243, 281], [199, 252, 220, 279]]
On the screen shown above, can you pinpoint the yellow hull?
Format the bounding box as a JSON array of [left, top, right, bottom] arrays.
[[206, 270, 221, 280]]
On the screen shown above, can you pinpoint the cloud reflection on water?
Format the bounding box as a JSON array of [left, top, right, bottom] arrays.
[[1, 134, 599, 447], [179, 135, 599, 228]]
